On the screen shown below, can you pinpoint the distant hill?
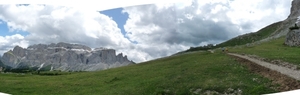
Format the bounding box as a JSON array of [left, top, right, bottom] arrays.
[[181, 21, 283, 53], [216, 21, 283, 48]]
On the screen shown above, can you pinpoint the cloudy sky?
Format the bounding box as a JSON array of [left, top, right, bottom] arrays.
[[0, 0, 293, 63]]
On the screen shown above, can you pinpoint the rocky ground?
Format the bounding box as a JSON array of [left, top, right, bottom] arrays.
[[228, 53, 300, 92]]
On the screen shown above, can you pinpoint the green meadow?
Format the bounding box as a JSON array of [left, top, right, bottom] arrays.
[[0, 51, 276, 95], [231, 36, 300, 65]]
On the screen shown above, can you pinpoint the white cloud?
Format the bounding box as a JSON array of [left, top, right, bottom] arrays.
[[122, 0, 292, 61], [0, 0, 186, 12], [0, 4, 136, 60], [0, 0, 293, 63], [226, 0, 291, 32], [0, 34, 28, 55], [0, 4, 131, 46]]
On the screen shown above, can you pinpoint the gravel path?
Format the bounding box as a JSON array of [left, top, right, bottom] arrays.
[[228, 53, 300, 80]]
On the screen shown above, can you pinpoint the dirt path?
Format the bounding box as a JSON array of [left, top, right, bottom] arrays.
[[228, 53, 300, 80], [228, 53, 300, 91]]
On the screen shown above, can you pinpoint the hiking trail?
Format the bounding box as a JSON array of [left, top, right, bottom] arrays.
[[228, 53, 300, 91]]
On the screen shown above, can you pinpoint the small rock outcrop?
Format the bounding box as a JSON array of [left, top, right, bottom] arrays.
[[285, 22, 300, 46], [285, 28, 300, 46], [0, 42, 135, 71]]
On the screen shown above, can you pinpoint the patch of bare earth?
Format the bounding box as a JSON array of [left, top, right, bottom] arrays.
[[229, 54, 300, 92]]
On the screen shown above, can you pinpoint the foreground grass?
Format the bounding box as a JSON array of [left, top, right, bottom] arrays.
[[0, 51, 276, 95], [230, 36, 300, 65]]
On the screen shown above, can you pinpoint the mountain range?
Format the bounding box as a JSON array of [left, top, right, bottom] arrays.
[[0, 42, 135, 72]]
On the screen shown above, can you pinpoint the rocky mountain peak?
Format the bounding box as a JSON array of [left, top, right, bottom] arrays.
[[259, 0, 300, 41], [288, 0, 300, 19], [0, 42, 134, 71], [284, 0, 300, 47], [28, 42, 92, 51], [12, 45, 26, 57]]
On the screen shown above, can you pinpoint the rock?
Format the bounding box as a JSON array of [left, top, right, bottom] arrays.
[[285, 29, 300, 46], [12, 46, 26, 57], [288, 0, 300, 19], [0, 42, 134, 71], [258, 0, 300, 42]]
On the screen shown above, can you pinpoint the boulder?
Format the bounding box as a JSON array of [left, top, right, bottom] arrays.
[[285, 29, 300, 46]]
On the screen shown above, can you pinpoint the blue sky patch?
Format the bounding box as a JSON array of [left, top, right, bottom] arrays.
[[99, 8, 138, 44], [0, 20, 29, 36], [100, 8, 128, 36]]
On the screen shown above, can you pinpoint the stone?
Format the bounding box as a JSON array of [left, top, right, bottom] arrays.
[[288, 0, 300, 19], [12, 46, 26, 57], [257, 0, 300, 42], [285, 29, 300, 46]]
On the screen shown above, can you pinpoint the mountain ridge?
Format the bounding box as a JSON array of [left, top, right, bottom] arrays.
[[0, 42, 135, 72]]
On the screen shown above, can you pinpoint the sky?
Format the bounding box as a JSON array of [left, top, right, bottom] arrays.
[[0, 0, 293, 63]]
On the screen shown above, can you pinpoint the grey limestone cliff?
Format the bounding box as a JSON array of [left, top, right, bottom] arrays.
[[260, 0, 300, 42], [285, 28, 300, 46], [284, 0, 300, 46], [0, 42, 134, 71]]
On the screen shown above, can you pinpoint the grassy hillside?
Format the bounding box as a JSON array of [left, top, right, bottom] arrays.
[[0, 51, 277, 95], [215, 21, 283, 48], [183, 19, 299, 65], [230, 36, 300, 65], [183, 21, 283, 52]]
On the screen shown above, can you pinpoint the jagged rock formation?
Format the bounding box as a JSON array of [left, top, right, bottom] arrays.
[[0, 42, 134, 71], [288, 0, 300, 19], [284, 0, 300, 46], [285, 28, 300, 46], [260, 0, 300, 42]]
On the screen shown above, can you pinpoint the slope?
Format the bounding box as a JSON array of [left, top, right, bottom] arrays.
[[183, 21, 283, 52], [216, 21, 283, 48], [230, 36, 300, 65], [0, 51, 277, 95]]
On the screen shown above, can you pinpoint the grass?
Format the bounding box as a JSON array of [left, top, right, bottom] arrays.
[[0, 51, 277, 95], [0, 20, 290, 95], [216, 21, 282, 48], [230, 36, 300, 65]]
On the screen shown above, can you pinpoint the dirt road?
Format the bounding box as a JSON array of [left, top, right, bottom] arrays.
[[228, 53, 300, 80], [228, 53, 300, 91]]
